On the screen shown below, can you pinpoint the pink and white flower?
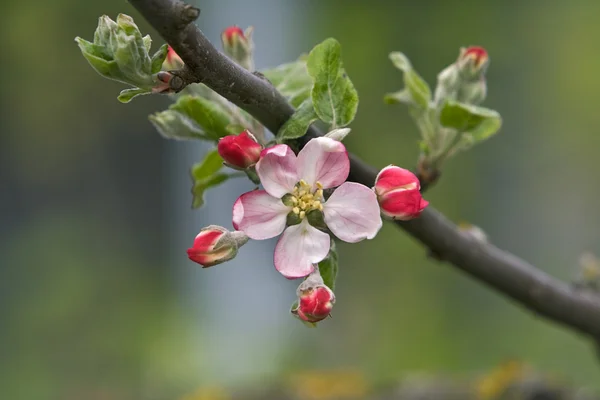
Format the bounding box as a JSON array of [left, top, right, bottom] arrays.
[[232, 137, 382, 279]]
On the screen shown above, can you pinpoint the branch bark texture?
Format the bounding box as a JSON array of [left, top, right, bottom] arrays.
[[129, 0, 600, 341]]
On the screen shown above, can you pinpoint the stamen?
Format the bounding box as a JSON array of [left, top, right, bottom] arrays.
[[293, 207, 300, 214], [299, 211, 306, 219]]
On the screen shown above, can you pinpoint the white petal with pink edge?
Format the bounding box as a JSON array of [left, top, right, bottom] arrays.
[[274, 219, 331, 279], [323, 182, 383, 243], [232, 190, 290, 240], [255, 144, 299, 198], [296, 137, 349, 189]]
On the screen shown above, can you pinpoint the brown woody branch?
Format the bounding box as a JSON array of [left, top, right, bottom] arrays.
[[128, 0, 600, 342]]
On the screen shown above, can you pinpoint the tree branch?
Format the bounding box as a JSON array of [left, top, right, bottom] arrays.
[[128, 0, 600, 341]]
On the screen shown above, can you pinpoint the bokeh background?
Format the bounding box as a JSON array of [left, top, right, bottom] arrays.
[[2, 0, 600, 399]]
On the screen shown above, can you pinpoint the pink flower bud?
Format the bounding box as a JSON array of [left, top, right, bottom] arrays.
[[222, 26, 245, 46], [217, 130, 262, 169], [292, 272, 335, 324], [458, 46, 489, 78], [163, 45, 184, 70], [374, 165, 429, 220], [187, 225, 248, 268]]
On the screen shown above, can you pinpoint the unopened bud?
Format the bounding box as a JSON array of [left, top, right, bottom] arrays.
[[292, 271, 335, 323], [457, 46, 489, 79], [374, 165, 428, 220], [162, 45, 184, 70], [221, 26, 254, 70], [217, 130, 263, 169], [187, 225, 249, 268]]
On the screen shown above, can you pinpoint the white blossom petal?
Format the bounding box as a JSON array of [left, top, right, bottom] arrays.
[[255, 144, 299, 198], [296, 137, 349, 189], [323, 182, 382, 243], [232, 190, 290, 240], [274, 219, 331, 279]]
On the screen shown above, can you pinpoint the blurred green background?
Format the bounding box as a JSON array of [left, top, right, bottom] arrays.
[[2, 0, 600, 399]]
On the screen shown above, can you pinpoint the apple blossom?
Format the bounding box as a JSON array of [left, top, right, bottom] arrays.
[[374, 165, 429, 220], [232, 137, 382, 279], [217, 130, 263, 169], [187, 225, 249, 267]]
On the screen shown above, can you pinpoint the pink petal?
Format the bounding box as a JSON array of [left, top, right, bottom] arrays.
[[255, 144, 299, 198], [232, 190, 290, 240], [296, 137, 349, 189], [374, 165, 420, 195], [274, 219, 331, 279], [323, 182, 383, 243], [379, 188, 429, 220]]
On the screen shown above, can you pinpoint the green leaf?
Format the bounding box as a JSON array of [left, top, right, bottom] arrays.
[[190, 150, 228, 209], [151, 43, 168, 74], [118, 87, 149, 103], [262, 58, 313, 108], [277, 99, 319, 140], [171, 95, 233, 141], [306, 38, 358, 128], [318, 241, 338, 291], [387, 52, 431, 109], [149, 109, 207, 140], [439, 100, 502, 146]]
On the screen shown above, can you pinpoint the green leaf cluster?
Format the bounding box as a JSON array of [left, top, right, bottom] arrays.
[[385, 51, 502, 169], [75, 14, 168, 103], [189, 150, 231, 209], [276, 38, 359, 141]]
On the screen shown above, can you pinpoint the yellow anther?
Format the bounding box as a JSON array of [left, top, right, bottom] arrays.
[[316, 182, 323, 190], [293, 207, 300, 214], [318, 203, 324, 211], [305, 193, 313, 200], [315, 189, 323, 199], [299, 179, 308, 186], [299, 211, 306, 219], [291, 196, 298, 204]]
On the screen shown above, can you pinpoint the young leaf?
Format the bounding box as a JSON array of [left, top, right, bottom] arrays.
[[440, 100, 502, 146], [191, 173, 230, 209], [149, 109, 206, 140], [118, 87, 150, 103], [171, 95, 233, 141], [277, 99, 319, 140], [261, 58, 312, 108], [151, 43, 168, 74], [190, 150, 229, 209], [387, 52, 431, 110], [318, 241, 338, 291], [306, 38, 358, 128]]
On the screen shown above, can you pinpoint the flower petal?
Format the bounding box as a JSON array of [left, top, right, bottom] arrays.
[[296, 137, 349, 189], [232, 190, 290, 240], [374, 165, 420, 195], [255, 144, 299, 198], [274, 219, 331, 279], [323, 182, 383, 243], [379, 188, 429, 220]]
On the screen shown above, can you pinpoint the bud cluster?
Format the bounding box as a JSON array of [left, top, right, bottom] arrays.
[[221, 26, 254, 70], [75, 14, 170, 101]]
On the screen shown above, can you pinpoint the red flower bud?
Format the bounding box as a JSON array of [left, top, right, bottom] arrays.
[[187, 225, 248, 268], [374, 165, 429, 220], [296, 286, 335, 323], [463, 46, 488, 68], [217, 130, 262, 169], [163, 45, 184, 70], [291, 272, 335, 324], [152, 71, 174, 94], [222, 26, 245, 46], [458, 46, 489, 78]]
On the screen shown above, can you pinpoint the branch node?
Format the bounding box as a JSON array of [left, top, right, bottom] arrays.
[[180, 4, 200, 25]]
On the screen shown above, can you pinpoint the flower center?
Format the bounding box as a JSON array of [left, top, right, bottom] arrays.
[[289, 180, 324, 220]]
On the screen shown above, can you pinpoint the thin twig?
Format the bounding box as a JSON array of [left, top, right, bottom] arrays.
[[128, 0, 600, 342]]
